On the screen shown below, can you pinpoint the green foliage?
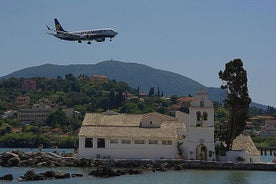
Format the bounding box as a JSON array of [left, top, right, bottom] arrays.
[[149, 86, 155, 97], [120, 102, 142, 114], [46, 109, 69, 128], [236, 156, 245, 162], [0, 133, 51, 148], [53, 136, 78, 148], [0, 124, 12, 136], [249, 107, 266, 117], [170, 95, 178, 104], [5, 118, 19, 127], [267, 106, 276, 117], [215, 106, 229, 121], [252, 136, 276, 147], [219, 59, 251, 150], [22, 125, 39, 133], [0, 75, 137, 114]]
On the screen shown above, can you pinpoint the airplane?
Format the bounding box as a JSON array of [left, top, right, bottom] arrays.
[[46, 18, 118, 44]]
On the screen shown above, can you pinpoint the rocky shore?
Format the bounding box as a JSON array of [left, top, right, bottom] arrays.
[[1, 150, 276, 181]]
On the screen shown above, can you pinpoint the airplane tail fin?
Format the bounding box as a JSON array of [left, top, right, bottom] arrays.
[[54, 18, 66, 32]]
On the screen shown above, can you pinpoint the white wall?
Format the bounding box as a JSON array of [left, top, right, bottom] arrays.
[[182, 141, 215, 161], [188, 127, 215, 143], [140, 116, 161, 128], [78, 137, 178, 159], [220, 151, 261, 163]]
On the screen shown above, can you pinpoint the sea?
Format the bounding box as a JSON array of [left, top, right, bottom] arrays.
[[0, 148, 276, 184]]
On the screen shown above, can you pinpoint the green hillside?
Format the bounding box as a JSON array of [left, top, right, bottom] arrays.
[[1, 60, 226, 102]]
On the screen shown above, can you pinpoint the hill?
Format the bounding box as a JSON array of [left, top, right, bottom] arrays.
[[1, 61, 226, 102]]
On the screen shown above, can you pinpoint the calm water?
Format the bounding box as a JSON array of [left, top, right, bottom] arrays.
[[1, 148, 276, 184]]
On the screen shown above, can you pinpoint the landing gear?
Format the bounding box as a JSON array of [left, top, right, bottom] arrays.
[[87, 41, 91, 44], [78, 40, 82, 43], [110, 38, 112, 41]]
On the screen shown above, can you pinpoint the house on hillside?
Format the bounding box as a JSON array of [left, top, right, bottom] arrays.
[[22, 79, 37, 90], [90, 75, 108, 84], [260, 119, 276, 137], [17, 103, 54, 125], [15, 95, 30, 109]]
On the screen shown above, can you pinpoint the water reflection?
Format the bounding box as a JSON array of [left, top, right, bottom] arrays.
[[227, 171, 249, 184]]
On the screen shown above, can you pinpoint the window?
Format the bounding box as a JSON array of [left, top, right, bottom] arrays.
[[122, 139, 131, 144], [85, 138, 93, 148], [196, 111, 201, 121], [203, 112, 208, 121], [97, 138, 105, 148], [110, 139, 118, 144], [200, 100, 204, 107], [134, 140, 145, 144], [162, 140, 173, 145], [209, 151, 213, 157], [149, 140, 158, 144]]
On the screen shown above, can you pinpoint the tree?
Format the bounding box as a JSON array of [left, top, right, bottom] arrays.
[[149, 87, 154, 97], [46, 109, 68, 128], [116, 90, 124, 107], [108, 89, 116, 109], [157, 86, 160, 96], [170, 95, 178, 104], [219, 59, 251, 150]]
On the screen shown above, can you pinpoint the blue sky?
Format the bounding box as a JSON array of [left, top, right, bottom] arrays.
[[0, 0, 276, 106]]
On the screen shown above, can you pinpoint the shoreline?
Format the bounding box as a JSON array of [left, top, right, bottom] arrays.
[[1, 150, 276, 171], [1, 150, 276, 181]]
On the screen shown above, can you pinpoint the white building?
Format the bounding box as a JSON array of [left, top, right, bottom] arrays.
[[176, 89, 215, 161], [78, 89, 216, 160], [225, 134, 260, 163]]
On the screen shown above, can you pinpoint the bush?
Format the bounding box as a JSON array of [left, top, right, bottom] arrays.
[[54, 136, 78, 148], [0, 133, 51, 148], [236, 156, 245, 162]]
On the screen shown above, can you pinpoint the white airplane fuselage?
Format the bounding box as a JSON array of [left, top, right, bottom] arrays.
[[47, 18, 118, 44], [55, 29, 118, 42]]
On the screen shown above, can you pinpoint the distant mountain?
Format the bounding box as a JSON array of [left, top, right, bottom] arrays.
[[0, 60, 253, 106]]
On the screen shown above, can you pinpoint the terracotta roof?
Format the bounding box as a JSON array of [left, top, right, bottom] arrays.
[[177, 97, 195, 102], [82, 113, 142, 127], [143, 112, 177, 121], [232, 134, 260, 156], [79, 112, 186, 139]]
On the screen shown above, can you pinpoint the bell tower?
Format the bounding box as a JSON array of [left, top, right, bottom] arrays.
[[187, 89, 215, 161], [189, 89, 214, 128]]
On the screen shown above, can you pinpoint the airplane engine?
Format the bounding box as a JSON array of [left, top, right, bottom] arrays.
[[80, 34, 91, 39], [96, 38, 105, 42]]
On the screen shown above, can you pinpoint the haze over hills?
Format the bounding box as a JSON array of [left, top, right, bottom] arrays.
[[0, 60, 266, 109]]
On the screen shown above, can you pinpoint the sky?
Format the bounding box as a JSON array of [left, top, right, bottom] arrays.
[[0, 0, 276, 107]]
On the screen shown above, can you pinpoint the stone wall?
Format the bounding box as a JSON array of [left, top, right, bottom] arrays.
[[1, 150, 276, 171]]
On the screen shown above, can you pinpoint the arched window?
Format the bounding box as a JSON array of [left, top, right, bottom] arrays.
[[196, 111, 201, 121], [203, 112, 208, 121]]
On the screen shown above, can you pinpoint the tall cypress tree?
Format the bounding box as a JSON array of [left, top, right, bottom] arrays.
[[219, 59, 251, 150]]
